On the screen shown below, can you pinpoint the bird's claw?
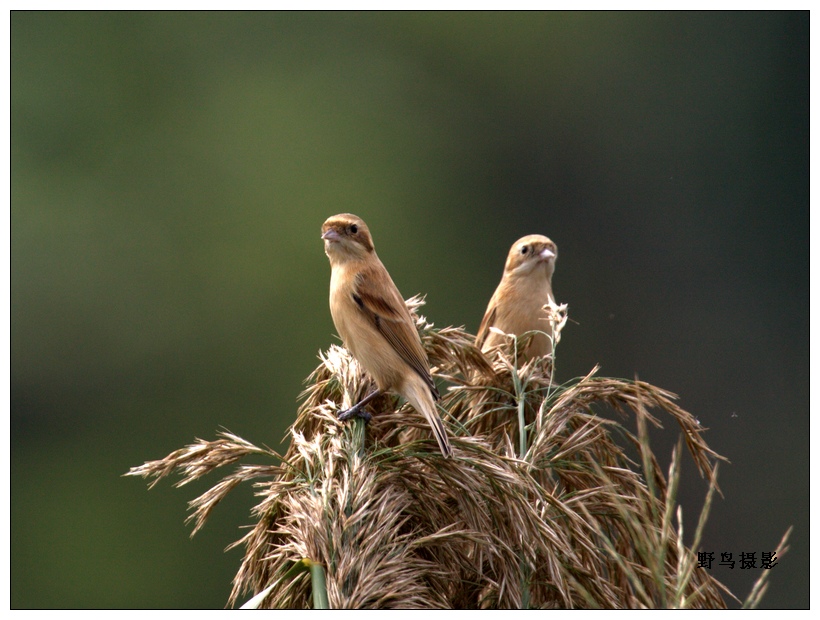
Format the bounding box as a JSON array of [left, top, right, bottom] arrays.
[[338, 404, 372, 423]]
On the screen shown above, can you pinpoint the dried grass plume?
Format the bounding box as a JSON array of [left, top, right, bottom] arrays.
[[127, 296, 787, 609]]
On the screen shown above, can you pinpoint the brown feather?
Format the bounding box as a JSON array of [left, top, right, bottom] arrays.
[[474, 304, 496, 351], [354, 269, 440, 400]]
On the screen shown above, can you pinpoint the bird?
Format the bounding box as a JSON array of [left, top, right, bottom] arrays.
[[475, 234, 558, 363], [321, 213, 452, 458]]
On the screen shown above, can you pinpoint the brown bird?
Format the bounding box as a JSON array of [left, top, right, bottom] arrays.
[[476, 235, 558, 362], [321, 213, 452, 458]]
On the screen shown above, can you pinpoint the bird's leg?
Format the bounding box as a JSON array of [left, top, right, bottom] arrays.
[[338, 389, 380, 423]]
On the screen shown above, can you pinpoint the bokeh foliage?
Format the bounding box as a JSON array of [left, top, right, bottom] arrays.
[[11, 11, 807, 608]]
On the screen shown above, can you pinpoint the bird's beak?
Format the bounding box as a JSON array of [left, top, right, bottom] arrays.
[[540, 248, 555, 260], [322, 229, 341, 242]]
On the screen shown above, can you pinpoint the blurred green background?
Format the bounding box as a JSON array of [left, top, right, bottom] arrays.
[[11, 11, 808, 609]]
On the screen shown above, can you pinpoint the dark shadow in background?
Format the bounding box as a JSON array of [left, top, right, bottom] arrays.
[[11, 11, 808, 608]]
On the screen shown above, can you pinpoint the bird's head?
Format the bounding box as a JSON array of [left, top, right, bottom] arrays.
[[504, 234, 558, 278], [321, 213, 375, 263]]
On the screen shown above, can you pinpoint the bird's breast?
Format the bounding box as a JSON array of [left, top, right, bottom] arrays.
[[486, 275, 556, 358], [328, 265, 360, 344]]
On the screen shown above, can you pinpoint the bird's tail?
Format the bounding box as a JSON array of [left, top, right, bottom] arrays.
[[402, 374, 452, 458]]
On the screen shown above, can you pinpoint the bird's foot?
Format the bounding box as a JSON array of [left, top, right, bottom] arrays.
[[338, 404, 372, 423]]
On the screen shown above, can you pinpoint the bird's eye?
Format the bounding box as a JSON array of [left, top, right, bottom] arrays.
[[520, 246, 529, 255], [350, 224, 358, 234]]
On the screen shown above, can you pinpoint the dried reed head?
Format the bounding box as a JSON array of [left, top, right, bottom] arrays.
[[128, 297, 773, 609]]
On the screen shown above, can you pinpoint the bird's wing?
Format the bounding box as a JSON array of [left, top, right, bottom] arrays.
[[353, 266, 439, 398], [475, 303, 497, 349]]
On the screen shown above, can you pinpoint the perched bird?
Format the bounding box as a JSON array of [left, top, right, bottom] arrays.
[[321, 213, 452, 458], [476, 235, 558, 362]]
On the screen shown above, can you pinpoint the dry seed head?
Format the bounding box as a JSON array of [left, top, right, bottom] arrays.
[[127, 296, 737, 609]]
